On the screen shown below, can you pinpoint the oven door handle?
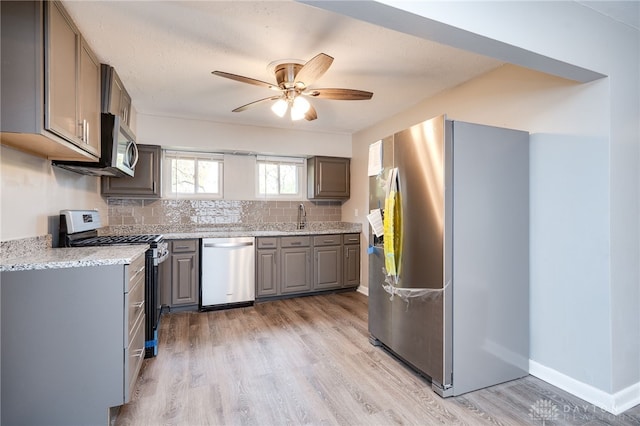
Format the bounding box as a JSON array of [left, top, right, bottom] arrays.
[[154, 250, 170, 266]]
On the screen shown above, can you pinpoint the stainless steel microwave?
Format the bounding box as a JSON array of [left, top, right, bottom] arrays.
[[53, 113, 139, 177]]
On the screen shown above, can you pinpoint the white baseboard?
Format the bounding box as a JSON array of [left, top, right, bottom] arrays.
[[356, 285, 369, 296], [529, 360, 640, 415]]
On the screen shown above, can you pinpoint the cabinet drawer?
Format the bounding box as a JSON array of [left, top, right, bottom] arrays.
[[280, 236, 310, 248], [171, 239, 198, 253], [257, 237, 278, 249], [343, 233, 360, 245], [128, 254, 145, 292], [313, 234, 341, 246], [125, 313, 145, 402], [127, 277, 145, 342]]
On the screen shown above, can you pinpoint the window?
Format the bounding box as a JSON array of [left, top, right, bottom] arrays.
[[164, 150, 223, 198], [256, 156, 304, 199]]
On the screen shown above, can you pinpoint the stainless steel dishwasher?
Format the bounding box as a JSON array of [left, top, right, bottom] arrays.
[[200, 237, 255, 309]]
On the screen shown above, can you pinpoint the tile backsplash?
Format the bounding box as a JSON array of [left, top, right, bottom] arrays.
[[107, 199, 342, 226]]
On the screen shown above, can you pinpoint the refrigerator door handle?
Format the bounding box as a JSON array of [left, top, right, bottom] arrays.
[[383, 167, 402, 282]]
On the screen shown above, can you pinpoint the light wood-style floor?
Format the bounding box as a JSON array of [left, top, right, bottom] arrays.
[[115, 292, 640, 425]]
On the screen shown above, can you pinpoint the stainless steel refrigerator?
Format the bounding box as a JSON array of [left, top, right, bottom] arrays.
[[368, 114, 529, 396]]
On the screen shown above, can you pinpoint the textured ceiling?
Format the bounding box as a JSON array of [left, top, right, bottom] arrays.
[[61, 1, 636, 135], [62, 0, 503, 134]]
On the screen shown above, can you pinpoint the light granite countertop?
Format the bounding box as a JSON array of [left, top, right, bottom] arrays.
[[103, 221, 362, 240], [0, 245, 149, 272], [0, 222, 362, 272]]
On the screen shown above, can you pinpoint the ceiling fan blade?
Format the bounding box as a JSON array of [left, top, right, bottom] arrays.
[[303, 88, 373, 100], [212, 71, 281, 91], [232, 96, 281, 112], [304, 104, 318, 121], [294, 53, 334, 88]]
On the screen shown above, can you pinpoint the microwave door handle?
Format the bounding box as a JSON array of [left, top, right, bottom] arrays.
[[128, 142, 140, 169]]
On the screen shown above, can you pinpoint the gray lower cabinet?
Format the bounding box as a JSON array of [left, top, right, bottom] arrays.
[[313, 234, 342, 290], [0, 252, 145, 426], [160, 239, 200, 308], [343, 233, 360, 288], [279, 236, 312, 294], [256, 238, 278, 297], [256, 233, 360, 299]]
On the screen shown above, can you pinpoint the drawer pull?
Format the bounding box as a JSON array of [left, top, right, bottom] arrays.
[[175, 245, 190, 249], [132, 301, 144, 309], [132, 348, 145, 359], [290, 242, 302, 246]]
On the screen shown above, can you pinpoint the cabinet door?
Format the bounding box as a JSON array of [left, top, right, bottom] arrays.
[[308, 156, 350, 199], [314, 245, 342, 290], [343, 244, 360, 287], [280, 247, 312, 294], [120, 88, 132, 126], [78, 38, 100, 156], [46, 1, 79, 143], [256, 249, 278, 297], [101, 145, 162, 197], [107, 70, 132, 126], [171, 252, 198, 306]]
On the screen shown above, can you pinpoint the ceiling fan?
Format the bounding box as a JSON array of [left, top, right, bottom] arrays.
[[212, 53, 373, 121]]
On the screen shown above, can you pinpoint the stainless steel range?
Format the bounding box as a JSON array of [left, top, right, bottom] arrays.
[[59, 210, 169, 358]]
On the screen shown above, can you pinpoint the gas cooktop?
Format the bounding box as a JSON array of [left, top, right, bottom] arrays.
[[69, 234, 163, 247]]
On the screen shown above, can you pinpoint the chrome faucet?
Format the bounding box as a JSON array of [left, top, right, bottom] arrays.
[[297, 203, 307, 230]]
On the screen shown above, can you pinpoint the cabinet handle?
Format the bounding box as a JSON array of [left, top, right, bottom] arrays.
[[86, 121, 89, 144], [290, 242, 302, 246], [346, 251, 349, 259], [175, 245, 190, 250], [324, 240, 334, 244], [133, 301, 144, 308], [79, 119, 88, 143], [133, 348, 145, 359]]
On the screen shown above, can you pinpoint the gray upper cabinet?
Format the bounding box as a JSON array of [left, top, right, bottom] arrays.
[[1, 1, 101, 161], [102, 144, 162, 198], [102, 64, 132, 127], [307, 156, 350, 200]]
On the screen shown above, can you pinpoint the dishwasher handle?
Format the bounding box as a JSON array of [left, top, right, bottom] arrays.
[[203, 242, 254, 248]]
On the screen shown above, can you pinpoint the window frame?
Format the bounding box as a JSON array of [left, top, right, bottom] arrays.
[[255, 155, 305, 200], [163, 150, 224, 199]]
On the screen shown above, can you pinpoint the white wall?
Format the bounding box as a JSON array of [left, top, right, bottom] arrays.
[[332, 0, 638, 415], [0, 146, 107, 241], [136, 113, 352, 158]]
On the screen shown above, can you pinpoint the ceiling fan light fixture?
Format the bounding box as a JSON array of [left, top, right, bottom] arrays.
[[290, 96, 310, 121], [271, 98, 288, 117], [292, 96, 310, 112]]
